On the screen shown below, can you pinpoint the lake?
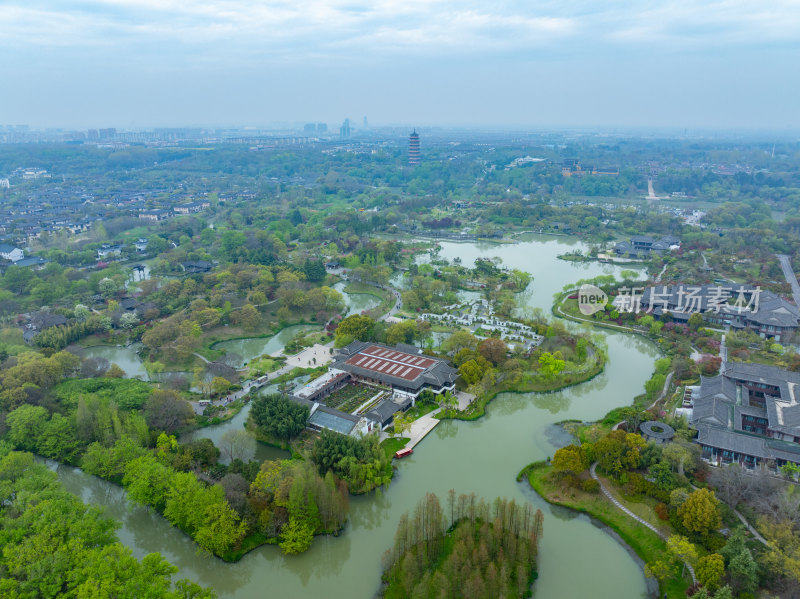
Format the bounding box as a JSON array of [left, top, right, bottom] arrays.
[[57, 235, 658, 598]]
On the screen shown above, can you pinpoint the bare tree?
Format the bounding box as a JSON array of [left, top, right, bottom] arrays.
[[710, 464, 756, 506], [219, 429, 256, 463], [144, 389, 194, 434], [80, 357, 110, 378]]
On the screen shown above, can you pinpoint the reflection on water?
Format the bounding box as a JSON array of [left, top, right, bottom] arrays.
[[180, 400, 290, 464], [332, 281, 380, 315], [77, 343, 149, 380], [57, 237, 659, 599], [212, 324, 319, 366]]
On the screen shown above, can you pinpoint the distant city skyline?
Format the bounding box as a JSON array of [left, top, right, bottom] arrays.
[[2, 1, 799, 130]]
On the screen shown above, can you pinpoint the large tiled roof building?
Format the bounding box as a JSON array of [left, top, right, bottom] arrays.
[[690, 363, 800, 468], [332, 341, 457, 399], [638, 285, 800, 341]]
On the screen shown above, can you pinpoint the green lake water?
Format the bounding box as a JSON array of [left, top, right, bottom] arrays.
[[57, 235, 659, 599]]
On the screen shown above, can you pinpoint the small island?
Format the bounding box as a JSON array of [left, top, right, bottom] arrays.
[[380, 491, 543, 599]]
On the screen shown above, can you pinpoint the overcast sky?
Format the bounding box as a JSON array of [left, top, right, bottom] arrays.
[[2, 1, 799, 130]]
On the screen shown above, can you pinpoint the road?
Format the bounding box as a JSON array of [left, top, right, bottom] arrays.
[[776, 254, 800, 307]]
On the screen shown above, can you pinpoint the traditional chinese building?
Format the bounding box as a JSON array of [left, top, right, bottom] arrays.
[[689, 363, 800, 468], [615, 285, 800, 341], [408, 130, 420, 165]]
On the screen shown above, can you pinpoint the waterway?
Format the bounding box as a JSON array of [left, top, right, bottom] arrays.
[[180, 383, 290, 465], [77, 343, 150, 380], [56, 235, 659, 599], [211, 324, 320, 366], [333, 281, 380, 315]]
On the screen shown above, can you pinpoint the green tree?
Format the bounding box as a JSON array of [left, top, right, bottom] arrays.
[[645, 560, 675, 586], [552, 444, 587, 476], [6, 405, 49, 452], [458, 359, 484, 386], [678, 488, 721, 537], [249, 393, 309, 442], [280, 516, 315, 554], [696, 553, 725, 592], [666, 535, 698, 579], [443, 331, 479, 354], [233, 304, 260, 331], [335, 314, 375, 342], [210, 376, 232, 397], [385, 320, 417, 346], [727, 546, 758, 595], [538, 351, 565, 377]]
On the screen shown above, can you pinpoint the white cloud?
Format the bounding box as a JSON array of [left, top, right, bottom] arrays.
[[1, 0, 798, 59]]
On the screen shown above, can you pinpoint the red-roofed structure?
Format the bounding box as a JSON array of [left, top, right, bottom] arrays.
[[334, 341, 457, 400]]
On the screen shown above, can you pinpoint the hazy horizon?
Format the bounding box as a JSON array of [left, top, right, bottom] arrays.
[[3, 1, 799, 130]]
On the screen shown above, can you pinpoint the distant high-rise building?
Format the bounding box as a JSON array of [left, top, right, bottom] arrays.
[[340, 118, 351, 138], [317, 123, 327, 133], [363, 116, 368, 128], [408, 130, 420, 165], [303, 123, 316, 133]]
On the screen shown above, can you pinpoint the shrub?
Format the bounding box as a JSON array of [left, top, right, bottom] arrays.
[[655, 503, 669, 520], [581, 478, 600, 493]]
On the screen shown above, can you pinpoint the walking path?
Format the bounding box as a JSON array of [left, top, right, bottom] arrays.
[[776, 254, 800, 307], [283, 344, 333, 369], [654, 264, 667, 283], [732, 508, 769, 546], [379, 407, 443, 449], [590, 462, 697, 584]]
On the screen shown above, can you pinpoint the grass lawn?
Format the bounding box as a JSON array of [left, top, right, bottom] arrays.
[[404, 401, 438, 420], [380, 437, 410, 458], [527, 463, 692, 599]]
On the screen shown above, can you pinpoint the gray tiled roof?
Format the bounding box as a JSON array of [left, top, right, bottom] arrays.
[[333, 341, 457, 392], [308, 405, 358, 435]]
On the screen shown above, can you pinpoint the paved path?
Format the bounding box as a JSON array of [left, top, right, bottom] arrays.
[[732, 508, 769, 546], [654, 264, 667, 283], [283, 343, 333, 369], [590, 463, 697, 584], [377, 284, 402, 321], [455, 391, 475, 411], [193, 352, 211, 364], [404, 408, 442, 449], [777, 254, 800, 306], [380, 408, 442, 449]]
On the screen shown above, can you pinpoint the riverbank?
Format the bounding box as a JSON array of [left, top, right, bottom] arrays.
[[438, 350, 607, 421], [343, 282, 396, 320], [524, 461, 689, 598]]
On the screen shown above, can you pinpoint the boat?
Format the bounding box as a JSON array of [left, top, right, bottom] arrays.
[[394, 447, 413, 459]]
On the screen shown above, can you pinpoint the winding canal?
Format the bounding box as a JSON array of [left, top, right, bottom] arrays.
[[56, 235, 658, 598]]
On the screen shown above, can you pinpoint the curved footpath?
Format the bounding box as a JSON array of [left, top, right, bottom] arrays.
[[590, 462, 697, 584]]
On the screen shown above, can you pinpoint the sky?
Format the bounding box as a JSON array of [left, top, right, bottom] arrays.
[[2, 0, 800, 130]]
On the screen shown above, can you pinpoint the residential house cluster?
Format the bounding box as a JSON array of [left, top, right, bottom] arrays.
[[561, 158, 620, 177], [419, 299, 544, 351], [0, 243, 48, 271]]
